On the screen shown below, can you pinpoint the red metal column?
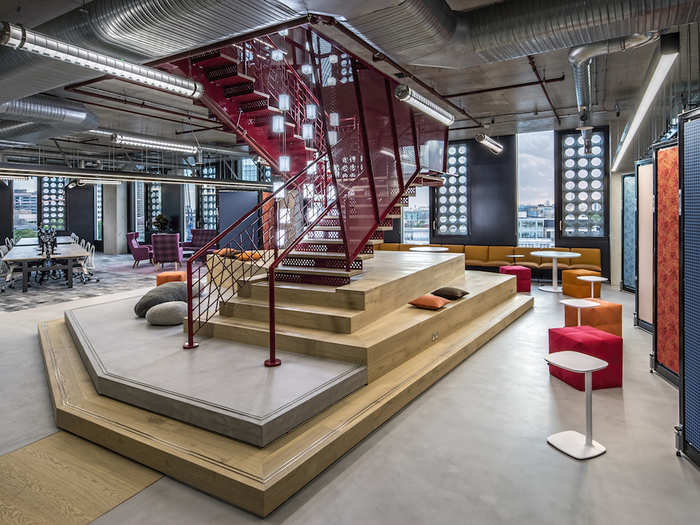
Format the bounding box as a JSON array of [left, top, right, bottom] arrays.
[[183, 258, 199, 349], [266, 201, 281, 367]]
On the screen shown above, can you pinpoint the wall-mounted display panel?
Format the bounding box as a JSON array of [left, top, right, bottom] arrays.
[[636, 160, 654, 332]]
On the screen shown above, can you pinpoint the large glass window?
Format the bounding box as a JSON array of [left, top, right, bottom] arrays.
[[240, 158, 258, 181], [436, 142, 469, 236], [517, 131, 554, 247], [183, 184, 197, 241], [149, 183, 162, 231], [560, 131, 606, 237], [402, 186, 429, 244], [200, 187, 217, 230], [12, 178, 38, 240], [40, 176, 67, 231]]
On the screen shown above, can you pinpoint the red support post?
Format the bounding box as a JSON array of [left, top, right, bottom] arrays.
[[265, 267, 281, 367], [183, 259, 199, 349]]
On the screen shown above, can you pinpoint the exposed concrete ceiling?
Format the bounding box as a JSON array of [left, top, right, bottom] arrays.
[[0, 0, 86, 28]]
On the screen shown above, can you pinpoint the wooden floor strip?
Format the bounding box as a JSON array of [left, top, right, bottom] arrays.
[[0, 431, 162, 525]]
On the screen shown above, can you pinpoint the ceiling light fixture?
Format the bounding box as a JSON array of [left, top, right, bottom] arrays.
[[112, 133, 199, 155], [78, 179, 121, 185], [394, 84, 455, 126], [0, 22, 203, 99], [475, 134, 504, 155], [611, 33, 679, 172]]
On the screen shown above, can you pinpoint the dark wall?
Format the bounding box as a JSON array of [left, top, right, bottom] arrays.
[[67, 185, 94, 241], [383, 217, 401, 243], [431, 135, 517, 246], [218, 190, 259, 250], [0, 181, 12, 242], [161, 184, 182, 235]]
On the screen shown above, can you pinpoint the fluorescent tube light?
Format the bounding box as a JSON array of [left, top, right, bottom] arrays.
[[0, 22, 203, 99], [78, 179, 121, 185], [394, 84, 454, 126], [612, 36, 679, 172], [112, 133, 199, 155], [475, 134, 504, 155]]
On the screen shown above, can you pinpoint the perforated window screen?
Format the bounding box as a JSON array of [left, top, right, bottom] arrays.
[[40, 176, 66, 230], [436, 142, 468, 235], [561, 132, 606, 237]]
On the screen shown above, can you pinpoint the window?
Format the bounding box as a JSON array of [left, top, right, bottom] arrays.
[[402, 186, 429, 243], [560, 131, 606, 237], [133, 182, 146, 241], [149, 183, 162, 230], [436, 142, 468, 236], [12, 178, 38, 240], [200, 186, 217, 230], [240, 159, 258, 181], [40, 176, 67, 231], [94, 184, 103, 241], [183, 184, 197, 241], [517, 131, 554, 247]]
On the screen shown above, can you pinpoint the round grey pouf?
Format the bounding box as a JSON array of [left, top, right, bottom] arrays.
[[134, 281, 187, 317], [146, 301, 187, 326]]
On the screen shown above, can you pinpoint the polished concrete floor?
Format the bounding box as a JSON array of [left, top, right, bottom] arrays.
[[2, 283, 700, 524]]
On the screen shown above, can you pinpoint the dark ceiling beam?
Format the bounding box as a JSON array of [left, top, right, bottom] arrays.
[[527, 55, 561, 125], [443, 74, 565, 98]]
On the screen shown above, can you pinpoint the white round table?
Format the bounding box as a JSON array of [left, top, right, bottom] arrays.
[[545, 351, 608, 460], [560, 298, 599, 326], [577, 275, 608, 298], [409, 246, 449, 252], [531, 251, 581, 292]]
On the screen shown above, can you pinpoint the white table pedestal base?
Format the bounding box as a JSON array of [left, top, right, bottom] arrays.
[[539, 285, 562, 293], [547, 430, 606, 460]]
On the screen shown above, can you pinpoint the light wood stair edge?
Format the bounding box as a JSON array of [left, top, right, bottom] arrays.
[[275, 265, 364, 277], [38, 291, 532, 517], [283, 251, 373, 260]]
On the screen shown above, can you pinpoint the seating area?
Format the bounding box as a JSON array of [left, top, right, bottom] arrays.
[[3, 2, 700, 523]]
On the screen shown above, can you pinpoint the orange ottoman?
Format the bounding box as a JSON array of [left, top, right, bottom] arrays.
[[156, 271, 186, 286], [564, 298, 622, 337], [562, 269, 601, 298]]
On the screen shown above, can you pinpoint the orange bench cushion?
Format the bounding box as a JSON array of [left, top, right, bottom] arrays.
[[465, 245, 489, 266], [569, 248, 601, 271], [484, 246, 514, 267], [562, 269, 601, 298], [156, 271, 186, 286], [564, 298, 622, 337]]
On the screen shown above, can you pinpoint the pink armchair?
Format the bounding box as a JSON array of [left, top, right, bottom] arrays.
[[152, 233, 184, 271], [126, 232, 152, 268]]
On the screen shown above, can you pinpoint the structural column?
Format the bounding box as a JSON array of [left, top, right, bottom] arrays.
[[102, 182, 128, 254]]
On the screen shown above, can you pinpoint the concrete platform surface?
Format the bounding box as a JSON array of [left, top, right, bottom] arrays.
[[66, 297, 367, 447]]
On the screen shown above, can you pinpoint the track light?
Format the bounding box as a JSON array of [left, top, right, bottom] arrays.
[[112, 133, 199, 155], [394, 84, 454, 126], [475, 134, 504, 155], [0, 22, 203, 99], [612, 33, 679, 172]]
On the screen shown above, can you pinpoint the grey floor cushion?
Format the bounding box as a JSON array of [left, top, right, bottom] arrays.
[[145, 301, 187, 326], [134, 281, 187, 317]]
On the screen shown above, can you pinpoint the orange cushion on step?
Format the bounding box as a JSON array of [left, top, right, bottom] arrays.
[[213, 248, 240, 257], [237, 250, 262, 261], [156, 271, 186, 286], [409, 294, 450, 310]]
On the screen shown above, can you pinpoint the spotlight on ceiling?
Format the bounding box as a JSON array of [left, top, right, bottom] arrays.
[[611, 33, 679, 172], [475, 134, 504, 155], [0, 22, 203, 99], [394, 85, 455, 126]]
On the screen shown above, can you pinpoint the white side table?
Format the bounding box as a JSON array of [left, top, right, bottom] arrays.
[[531, 251, 581, 292], [577, 275, 608, 298], [560, 298, 599, 326], [545, 351, 608, 460]]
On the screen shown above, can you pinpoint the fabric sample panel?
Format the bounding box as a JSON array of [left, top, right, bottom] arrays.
[[622, 175, 636, 291], [682, 117, 700, 452], [656, 146, 680, 375], [637, 162, 654, 326]]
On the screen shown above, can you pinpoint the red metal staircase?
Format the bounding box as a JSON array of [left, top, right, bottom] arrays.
[[177, 25, 449, 364]]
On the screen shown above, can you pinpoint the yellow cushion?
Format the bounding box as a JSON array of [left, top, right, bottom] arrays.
[[430, 244, 464, 253], [513, 247, 541, 268], [488, 246, 515, 262], [570, 248, 601, 270], [465, 245, 488, 262]]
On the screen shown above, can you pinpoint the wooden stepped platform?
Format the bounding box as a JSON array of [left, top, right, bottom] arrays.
[[40, 275, 532, 517]]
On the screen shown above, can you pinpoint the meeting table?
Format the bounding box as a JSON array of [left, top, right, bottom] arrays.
[[3, 240, 89, 292], [531, 250, 581, 293]]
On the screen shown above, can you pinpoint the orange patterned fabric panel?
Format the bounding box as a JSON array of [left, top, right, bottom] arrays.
[[656, 145, 680, 374]]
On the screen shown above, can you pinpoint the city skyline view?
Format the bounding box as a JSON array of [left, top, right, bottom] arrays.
[[517, 130, 554, 206]]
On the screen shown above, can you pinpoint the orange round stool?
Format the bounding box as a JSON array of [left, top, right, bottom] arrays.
[[156, 271, 186, 286], [562, 269, 601, 298]]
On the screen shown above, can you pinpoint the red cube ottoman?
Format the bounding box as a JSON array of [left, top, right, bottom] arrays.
[[548, 325, 623, 391], [499, 265, 531, 292]]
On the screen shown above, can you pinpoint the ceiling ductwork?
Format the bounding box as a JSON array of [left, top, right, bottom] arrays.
[[0, 0, 298, 103], [569, 32, 659, 149], [0, 94, 99, 144], [347, 0, 700, 68]]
